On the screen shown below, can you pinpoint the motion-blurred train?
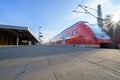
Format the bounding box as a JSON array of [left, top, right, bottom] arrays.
[[50, 21, 112, 47]]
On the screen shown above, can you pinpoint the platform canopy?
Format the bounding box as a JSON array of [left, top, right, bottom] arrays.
[[0, 24, 39, 45]]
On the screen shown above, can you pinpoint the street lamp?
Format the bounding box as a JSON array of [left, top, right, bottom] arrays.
[[39, 26, 43, 45]]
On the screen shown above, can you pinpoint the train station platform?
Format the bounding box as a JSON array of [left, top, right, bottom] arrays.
[[0, 45, 120, 80]]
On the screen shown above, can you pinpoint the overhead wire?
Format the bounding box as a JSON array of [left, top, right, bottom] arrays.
[[61, 0, 100, 31]]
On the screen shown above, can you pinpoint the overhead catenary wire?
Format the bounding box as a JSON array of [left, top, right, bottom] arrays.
[[58, 0, 100, 34], [77, 4, 97, 19]]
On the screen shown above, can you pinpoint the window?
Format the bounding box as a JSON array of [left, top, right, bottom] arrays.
[[65, 33, 70, 39], [72, 29, 77, 35], [61, 34, 65, 40]]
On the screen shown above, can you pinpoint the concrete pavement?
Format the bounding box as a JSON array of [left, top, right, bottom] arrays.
[[0, 45, 120, 80]]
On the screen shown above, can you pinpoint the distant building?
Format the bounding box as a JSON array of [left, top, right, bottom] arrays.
[[0, 24, 39, 46]]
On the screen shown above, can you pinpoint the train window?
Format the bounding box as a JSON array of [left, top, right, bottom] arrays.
[[61, 34, 65, 40], [65, 33, 70, 39], [72, 29, 77, 35]]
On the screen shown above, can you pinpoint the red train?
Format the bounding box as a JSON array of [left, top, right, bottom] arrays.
[[50, 21, 112, 47]]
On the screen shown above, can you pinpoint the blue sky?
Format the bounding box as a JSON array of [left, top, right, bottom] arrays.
[[0, 0, 120, 42]]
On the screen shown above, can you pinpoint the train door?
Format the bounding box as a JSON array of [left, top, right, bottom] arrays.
[[61, 34, 66, 45], [62, 39, 65, 45]]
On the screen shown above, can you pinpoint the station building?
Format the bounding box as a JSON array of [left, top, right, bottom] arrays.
[[0, 24, 39, 46]]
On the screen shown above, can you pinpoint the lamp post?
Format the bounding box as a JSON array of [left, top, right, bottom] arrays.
[[39, 26, 43, 45]]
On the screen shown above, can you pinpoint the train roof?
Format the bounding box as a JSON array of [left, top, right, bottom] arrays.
[[61, 21, 89, 34], [51, 21, 89, 41]]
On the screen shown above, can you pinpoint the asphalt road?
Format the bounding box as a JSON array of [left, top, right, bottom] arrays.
[[0, 45, 120, 80]]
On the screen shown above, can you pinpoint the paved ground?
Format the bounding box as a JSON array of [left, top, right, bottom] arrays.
[[0, 45, 120, 80]]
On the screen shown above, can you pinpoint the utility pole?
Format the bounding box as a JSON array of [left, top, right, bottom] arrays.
[[97, 4, 103, 29], [96, 4, 118, 48]]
